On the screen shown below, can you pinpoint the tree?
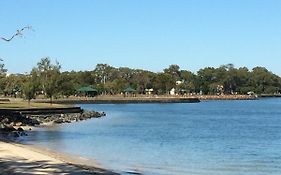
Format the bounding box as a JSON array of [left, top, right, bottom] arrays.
[[250, 67, 279, 94], [221, 65, 237, 94], [57, 72, 76, 97], [132, 70, 154, 94], [197, 67, 217, 94], [0, 58, 7, 74], [23, 77, 36, 105], [94, 64, 113, 83], [22, 68, 40, 103], [235, 67, 250, 94], [0, 59, 8, 93], [153, 73, 174, 94], [180, 70, 196, 93], [3, 74, 25, 97], [93, 64, 117, 94], [164, 64, 181, 80], [35, 57, 61, 103]]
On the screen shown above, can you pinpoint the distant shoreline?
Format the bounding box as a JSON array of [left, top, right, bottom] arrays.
[[259, 94, 281, 98], [39, 97, 201, 104], [31, 95, 257, 104], [197, 95, 257, 100]]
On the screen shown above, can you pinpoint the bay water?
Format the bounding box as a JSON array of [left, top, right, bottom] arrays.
[[22, 98, 281, 175]]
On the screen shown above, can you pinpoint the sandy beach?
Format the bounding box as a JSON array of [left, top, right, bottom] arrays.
[[0, 139, 118, 175]]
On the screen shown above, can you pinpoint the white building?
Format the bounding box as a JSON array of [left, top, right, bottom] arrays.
[[170, 88, 175, 95]]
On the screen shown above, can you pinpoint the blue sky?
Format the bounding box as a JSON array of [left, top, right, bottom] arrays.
[[1, 0, 281, 75]]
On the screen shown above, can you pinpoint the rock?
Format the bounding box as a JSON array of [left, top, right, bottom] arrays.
[[0, 109, 106, 128], [1, 118, 9, 124], [17, 127, 24, 132], [15, 122, 22, 126], [16, 127, 27, 136], [31, 119, 40, 126], [54, 119, 64, 124], [0, 123, 5, 129]]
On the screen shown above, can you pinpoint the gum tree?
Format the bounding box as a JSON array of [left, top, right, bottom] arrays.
[[23, 68, 40, 105], [35, 57, 61, 103]]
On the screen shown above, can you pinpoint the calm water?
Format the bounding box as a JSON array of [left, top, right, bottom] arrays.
[[22, 98, 281, 175]]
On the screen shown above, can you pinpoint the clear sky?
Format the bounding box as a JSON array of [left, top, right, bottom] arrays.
[[1, 0, 281, 75]]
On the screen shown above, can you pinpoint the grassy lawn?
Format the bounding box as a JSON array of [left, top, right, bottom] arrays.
[[0, 101, 67, 109]]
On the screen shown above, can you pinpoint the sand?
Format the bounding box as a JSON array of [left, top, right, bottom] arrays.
[[0, 140, 118, 175]]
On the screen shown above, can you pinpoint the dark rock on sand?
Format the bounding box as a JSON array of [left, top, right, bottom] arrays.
[[1, 109, 105, 138], [17, 127, 24, 132]]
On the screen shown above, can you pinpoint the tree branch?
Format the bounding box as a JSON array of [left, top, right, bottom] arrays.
[[1, 26, 32, 42]]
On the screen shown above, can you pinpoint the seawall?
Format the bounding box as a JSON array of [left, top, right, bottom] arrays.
[[33, 97, 201, 104]]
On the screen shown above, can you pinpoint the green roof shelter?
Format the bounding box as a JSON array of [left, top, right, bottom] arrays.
[[123, 87, 136, 93], [77, 87, 98, 97], [123, 87, 136, 97]]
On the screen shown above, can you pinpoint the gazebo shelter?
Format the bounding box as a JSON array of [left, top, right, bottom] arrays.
[[123, 87, 136, 97], [77, 87, 98, 97]]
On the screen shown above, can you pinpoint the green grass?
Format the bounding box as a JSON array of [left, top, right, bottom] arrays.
[[0, 101, 67, 109]]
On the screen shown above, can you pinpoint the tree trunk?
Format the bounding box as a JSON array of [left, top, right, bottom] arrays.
[[50, 96, 53, 105], [28, 99, 31, 108]]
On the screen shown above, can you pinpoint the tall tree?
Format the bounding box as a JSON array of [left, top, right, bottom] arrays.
[[164, 64, 181, 80], [35, 57, 61, 103], [23, 75, 37, 105], [180, 70, 196, 93], [153, 73, 174, 94], [0, 59, 8, 92], [197, 67, 217, 94]]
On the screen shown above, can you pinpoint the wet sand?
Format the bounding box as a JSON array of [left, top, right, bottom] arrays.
[[0, 140, 118, 175]]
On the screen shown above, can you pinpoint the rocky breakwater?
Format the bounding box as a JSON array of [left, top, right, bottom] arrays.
[[34, 110, 106, 124], [0, 107, 106, 137], [0, 112, 36, 137]]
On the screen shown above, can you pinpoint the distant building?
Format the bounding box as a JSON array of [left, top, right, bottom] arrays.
[[145, 88, 154, 95], [170, 88, 175, 95]]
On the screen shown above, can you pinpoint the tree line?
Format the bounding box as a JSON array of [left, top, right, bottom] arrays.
[[0, 58, 281, 101]]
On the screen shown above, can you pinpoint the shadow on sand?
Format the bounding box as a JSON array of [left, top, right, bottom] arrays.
[[0, 157, 119, 175], [0, 139, 119, 175]]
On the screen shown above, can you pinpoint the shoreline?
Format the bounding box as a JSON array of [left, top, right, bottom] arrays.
[[0, 96, 258, 175], [0, 138, 118, 175], [197, 94, 257, 100], [0, 104, 113, 174], [32, 95, 257, 104], [33, 96, 200, 104]]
